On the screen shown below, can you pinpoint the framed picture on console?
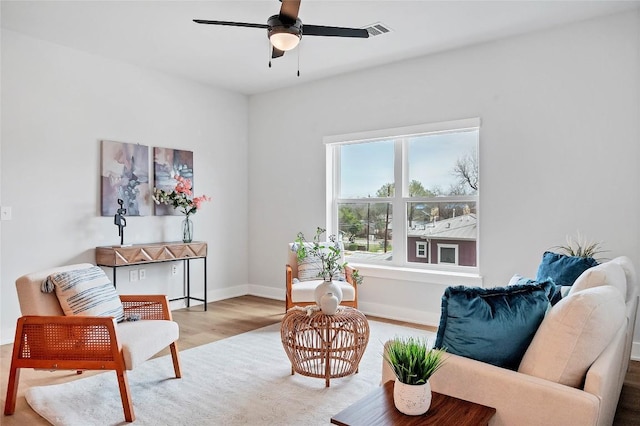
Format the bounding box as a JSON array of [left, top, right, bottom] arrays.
[[153, 147, 194, 216], [100, 140, 150, 216]]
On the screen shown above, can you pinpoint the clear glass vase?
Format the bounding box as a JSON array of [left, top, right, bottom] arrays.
[[182, 216, 193, 243]]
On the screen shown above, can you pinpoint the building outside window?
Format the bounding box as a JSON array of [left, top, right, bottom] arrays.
[[416, 241, 428, 258], [325, 118, 479, 272]]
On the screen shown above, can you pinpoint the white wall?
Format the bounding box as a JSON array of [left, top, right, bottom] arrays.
[[0, 30, 250, 343], [248, 11, 640, 346], [2, 10, 639, 354]]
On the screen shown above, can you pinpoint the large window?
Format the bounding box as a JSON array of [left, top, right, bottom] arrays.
[[325, 118, 479, 272]]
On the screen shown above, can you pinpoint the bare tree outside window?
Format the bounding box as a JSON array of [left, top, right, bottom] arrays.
[[452, 149, 478, 193]]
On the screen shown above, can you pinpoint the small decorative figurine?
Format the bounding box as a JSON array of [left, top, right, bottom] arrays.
[[114, 198, 127, 245]]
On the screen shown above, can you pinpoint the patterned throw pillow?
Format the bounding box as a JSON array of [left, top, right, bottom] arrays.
[[42, 266, 125, 322], [297, 254, 324, 281], [296, 242, 346, 282]]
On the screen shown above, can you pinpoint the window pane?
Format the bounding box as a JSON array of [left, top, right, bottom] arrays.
[[408, 129, 478, 197], [416, 242, 427, 258], [338, 202, 392, 262], [340, 140, 394, 198], [406, 202, 476, 266], [439, 246, 457, 264]]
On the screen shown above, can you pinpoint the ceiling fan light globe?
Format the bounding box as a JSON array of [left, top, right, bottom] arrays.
[[269, 31, 301, 51]]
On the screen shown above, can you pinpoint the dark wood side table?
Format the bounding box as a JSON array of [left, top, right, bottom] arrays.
[[96, 241, 208, 311], [331, 380, 496, 426]]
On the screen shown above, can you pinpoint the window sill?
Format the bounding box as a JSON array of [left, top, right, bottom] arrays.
[[348, 263, 483, 287]]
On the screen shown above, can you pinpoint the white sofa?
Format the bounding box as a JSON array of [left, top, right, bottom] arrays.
[[382, 256, 638, 426]]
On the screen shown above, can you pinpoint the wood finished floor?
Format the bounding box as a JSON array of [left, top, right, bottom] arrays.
[[1, 295, 638, 425]]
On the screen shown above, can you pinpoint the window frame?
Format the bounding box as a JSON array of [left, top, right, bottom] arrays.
[[325, 117, 480, 277], [437, 243, 459, 265], [416, 241, 428, 259]]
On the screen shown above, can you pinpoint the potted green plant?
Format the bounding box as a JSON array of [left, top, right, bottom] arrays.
[[292, 227, 346, 309], [292, 227, 363, 311], [383, 337, 447, 416]]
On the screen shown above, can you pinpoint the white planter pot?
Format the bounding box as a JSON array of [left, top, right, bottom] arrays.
[[313, 280, 343, 307], [393, 378, 432, 416], [320, 292, 339, 315]]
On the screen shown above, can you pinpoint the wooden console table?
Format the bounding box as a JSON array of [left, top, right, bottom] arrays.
[[95, 241, 208, 311]]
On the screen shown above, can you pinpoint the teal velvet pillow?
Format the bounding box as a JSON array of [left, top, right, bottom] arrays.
[[512, 276, 563, 306], [434, 281, 554, 370], [536, 251, 598, 287]]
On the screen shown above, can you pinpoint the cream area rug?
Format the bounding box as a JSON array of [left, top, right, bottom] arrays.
[[25, 319, 435, 426]]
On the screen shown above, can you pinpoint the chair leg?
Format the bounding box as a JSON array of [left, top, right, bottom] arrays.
[[170, 342, 182, 378], [116, 369, 135, 422], [3, 366, 20, 415]]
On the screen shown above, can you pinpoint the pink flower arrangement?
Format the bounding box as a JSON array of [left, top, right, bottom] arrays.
[[153, 175, 211, 217]]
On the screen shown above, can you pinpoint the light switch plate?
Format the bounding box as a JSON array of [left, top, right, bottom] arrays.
[[129, 270, 138, 282]]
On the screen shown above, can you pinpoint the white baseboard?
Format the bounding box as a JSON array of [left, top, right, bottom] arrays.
[[244, 285, 640, 361], [247, 284, 283, 301], [357, 301, 441, 329], [4, 284, 639, 362], [245, 284, 441, 328], [169, 285, 252, 310], [632, 342, 640, 361]]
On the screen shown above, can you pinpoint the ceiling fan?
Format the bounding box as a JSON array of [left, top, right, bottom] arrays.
[[193, 0, 369, 61]]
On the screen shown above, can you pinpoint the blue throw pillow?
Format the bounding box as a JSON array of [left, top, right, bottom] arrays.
[[536, 251, 598, 287], [434, 281, 554, 370], [512, 276, 563, 306]]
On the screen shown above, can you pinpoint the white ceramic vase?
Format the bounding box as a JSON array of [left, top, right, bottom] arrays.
[[393, 378, 432, 416], [320, 292, 339, 315], [313, 280, 343, 307]]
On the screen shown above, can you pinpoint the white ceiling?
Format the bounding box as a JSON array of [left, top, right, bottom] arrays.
[[2, 1, 639, 95]]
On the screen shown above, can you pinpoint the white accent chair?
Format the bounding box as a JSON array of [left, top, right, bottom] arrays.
[[285, 243, 358, 310], [4, 263, 182, 423]]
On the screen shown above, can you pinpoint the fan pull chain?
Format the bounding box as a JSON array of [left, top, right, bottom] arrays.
[[297, 44, 300, 77], [268, 41, 272, 68]]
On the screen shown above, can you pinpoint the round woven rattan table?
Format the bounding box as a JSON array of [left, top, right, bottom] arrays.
[[280, 306, 370, 387]]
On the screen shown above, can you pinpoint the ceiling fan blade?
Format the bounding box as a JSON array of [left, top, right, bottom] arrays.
[[193, 19, 268, 30], [272, 47, 285, 59], [303, 24, 369, 38], [279, 0, 301, 22]]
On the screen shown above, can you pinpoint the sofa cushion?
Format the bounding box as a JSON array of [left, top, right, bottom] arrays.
[[42, 266, 125, 322], [536, 251, 598, 287], [569, 261, 627, 299], [116, 319, 179, 370], [290, 279, 355, 303], [518, 286, 626, 388], [610, 256, 637, 303], [434, 281, 554, 370]]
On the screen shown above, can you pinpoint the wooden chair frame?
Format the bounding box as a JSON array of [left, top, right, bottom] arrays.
[[4, 295, 181, 423]]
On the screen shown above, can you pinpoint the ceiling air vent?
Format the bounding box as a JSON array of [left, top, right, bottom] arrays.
[[363, 22, 392, 37]]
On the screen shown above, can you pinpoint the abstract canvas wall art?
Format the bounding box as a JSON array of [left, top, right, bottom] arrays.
[[101, 140, 150, 216], [153, 147, 194, 216]]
